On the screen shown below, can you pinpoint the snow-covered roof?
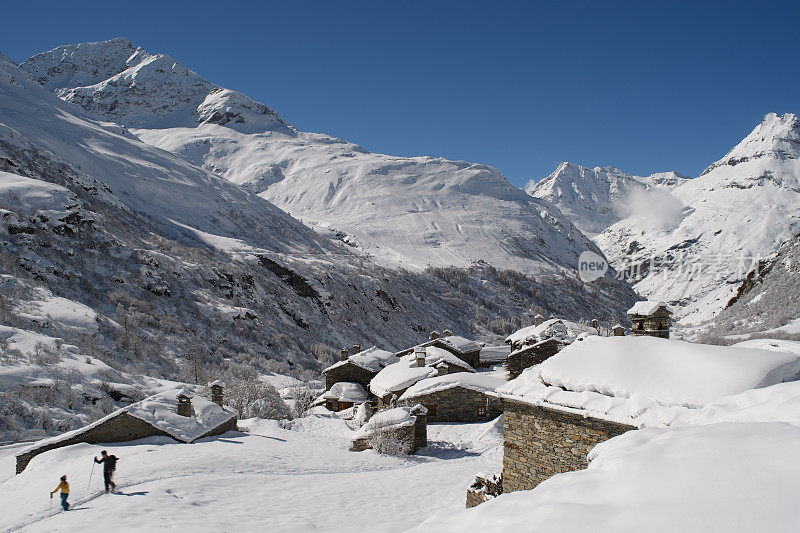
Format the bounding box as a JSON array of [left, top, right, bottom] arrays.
[[370, 347, 475, 398], [396, 335, 481, 357], [208, 380, 226, 388], [504, 319, 568, 346], [322, 382, 368, 403], [353, 405, 420, 439], [436, 335, 481, 354], [323, 346, 397, 374], [627, 301, 672, 316], [479, 345, 511, 363], [20, 388, 238, 455], [496, 335, 800, 427], [399, 372, 506, 400]]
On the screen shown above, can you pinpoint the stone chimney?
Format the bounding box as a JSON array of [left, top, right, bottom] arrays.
[[612, 324, 625, 336], [429, 330, 440, 340], [353, 343, 361, 354], [340, 348, 349, 361], [442, 329, 452, 337], [176, 391, 193, 417], [534, 314, 544, 326], [415, 347, 427, 368], [208, 380, 225, 407]]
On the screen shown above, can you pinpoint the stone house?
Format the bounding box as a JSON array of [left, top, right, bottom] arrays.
[[395, 334, 482, 369], [323, 346, 396, 391], [320, 381, 368, 412], [370, 346, 475, 406], [627, 301, 672, 338], [399, 372, 504, 422], [16, 386, 238, 474]]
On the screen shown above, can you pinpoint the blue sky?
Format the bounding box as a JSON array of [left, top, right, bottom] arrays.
[[4, 1, 799, 187]]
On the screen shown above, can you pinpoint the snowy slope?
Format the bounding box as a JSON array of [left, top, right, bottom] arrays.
[[23, 39, 606, 275], [0, 417, 503, 532], [596, 113, 800, 325], [1, 51, 335, 256]]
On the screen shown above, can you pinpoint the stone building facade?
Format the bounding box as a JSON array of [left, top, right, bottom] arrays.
[[505, 338, 568, 380], [501, 399, 634, 493], [351, 406, 427, 453], [324, 362, 378, 391], [628, 304, 672, 339], [401, 386, 502, 422]]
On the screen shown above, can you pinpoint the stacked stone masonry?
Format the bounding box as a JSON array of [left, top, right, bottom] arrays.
[[402, 387, 502, 422], [501, 399, 634, 493], [506, 338, 567, 380]]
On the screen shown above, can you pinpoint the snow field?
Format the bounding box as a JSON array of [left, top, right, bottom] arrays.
[[0, 417, 503, 532]]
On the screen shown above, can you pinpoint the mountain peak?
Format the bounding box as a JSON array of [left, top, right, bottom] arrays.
[[701, 112, 800, 176], [21, 39, 292, 134]]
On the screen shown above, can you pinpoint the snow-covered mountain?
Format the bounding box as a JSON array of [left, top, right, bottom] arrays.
[[527, 114, 800, 327], [22, 38, 292, 135], [23, 39, 604, 275], [526, 163, 648, 237], [597, 113, 800, 325]]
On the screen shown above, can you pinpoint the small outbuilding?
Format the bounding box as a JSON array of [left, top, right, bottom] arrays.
[[351, 404, 428, 453], [627, 301, 672, 338], [15, 387, 238, 474], [320, 381, 368, 412], [399, 372, 505, 422]]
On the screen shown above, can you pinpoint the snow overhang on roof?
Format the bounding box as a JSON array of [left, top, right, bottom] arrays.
[[496, 335, 800, 428], [323, 346, 396, 374], [627, 301, 673, 316], [19, 388, 238, 455], [399, 372, 506, 400]]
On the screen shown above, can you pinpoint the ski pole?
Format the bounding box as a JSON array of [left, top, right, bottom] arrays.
[[88, 461, 95, 490], [49, 494, 52, 511]]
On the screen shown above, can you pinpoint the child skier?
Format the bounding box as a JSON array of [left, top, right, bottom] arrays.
[[94, 450, 118, 493], [50, 475, 70, 511]]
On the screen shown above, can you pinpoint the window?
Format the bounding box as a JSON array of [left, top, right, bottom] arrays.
[[424, 404, 437, 417], [476, 405, 487, 417]]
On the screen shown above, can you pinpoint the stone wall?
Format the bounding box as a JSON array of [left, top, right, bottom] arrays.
[[506, 338, 567, 380], [501, 399, 634, 493], [324, 363, 377, 391], [402, 386, 502, 422]]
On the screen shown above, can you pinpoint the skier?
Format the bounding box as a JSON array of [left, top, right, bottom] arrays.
[[50, 475, 70, 511], [94, 450, 118, 493]]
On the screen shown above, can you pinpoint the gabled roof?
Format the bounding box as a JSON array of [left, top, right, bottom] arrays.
[[399, 372, 505, 400], [479, 345, 511, 364], [627, 301, 673, 316], [395, 335, 481, 357], [496, 335, 800, 427], [323, 346, 396, 374], [18, 388, 238, 456]]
